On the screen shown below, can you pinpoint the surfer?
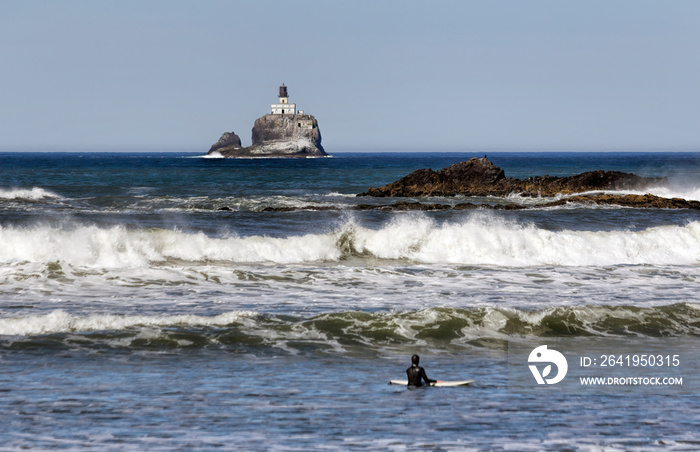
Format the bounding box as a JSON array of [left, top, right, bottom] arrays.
[[406, 354, 436, 387]]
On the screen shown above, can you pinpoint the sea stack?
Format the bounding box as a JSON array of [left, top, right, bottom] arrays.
[[208, 84, 327, 158]]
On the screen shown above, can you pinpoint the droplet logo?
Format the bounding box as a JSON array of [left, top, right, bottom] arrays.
[[528, 345, 568, 385]]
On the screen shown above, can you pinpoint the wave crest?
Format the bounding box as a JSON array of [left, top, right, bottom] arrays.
[[0, 187, 62, 201], [1, 217, 699, 268], [2, 304, 699, 350], [338, 216, 700, 266]]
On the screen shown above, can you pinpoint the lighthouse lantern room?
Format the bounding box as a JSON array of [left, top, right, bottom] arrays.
[[271, 84, 297, 115]]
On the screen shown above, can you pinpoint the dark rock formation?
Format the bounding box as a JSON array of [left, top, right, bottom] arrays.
[[209, 114, 326, 158], [359, 157, 667, 197], [247, 193, 700, 213], [209, 132, 242, 154], [540, 193, 700, 210]]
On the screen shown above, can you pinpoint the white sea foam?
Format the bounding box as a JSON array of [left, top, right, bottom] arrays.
[[144, 194, 337, 212], [1, 217, 699, 268], [647, 185, 700, 202], [199, 151, 224, 158], [0, 187, 62, 201], [0, 310, 256, 336], [324, 192, 356, 198]]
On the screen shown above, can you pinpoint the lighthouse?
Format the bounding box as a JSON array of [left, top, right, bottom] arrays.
[[270, 84, 297, 115]]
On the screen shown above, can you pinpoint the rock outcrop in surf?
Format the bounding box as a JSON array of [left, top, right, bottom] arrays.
[[208, 132, 242, 154], [254, 193, 700, 212], [358, 157, 667, 197]]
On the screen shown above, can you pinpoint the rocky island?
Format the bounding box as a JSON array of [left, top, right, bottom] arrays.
[[216, 156, 699, 212], [359, 157, 667, 197], [208, 84, 326, 158]]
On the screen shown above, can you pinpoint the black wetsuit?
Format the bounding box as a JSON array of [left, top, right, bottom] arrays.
[[406, 364, 436, 387]]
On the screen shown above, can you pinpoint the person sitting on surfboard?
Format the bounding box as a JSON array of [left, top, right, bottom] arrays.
[[406, 354, 437, 387]]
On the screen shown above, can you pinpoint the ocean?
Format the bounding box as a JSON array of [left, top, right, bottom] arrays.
[[1, 151, 700, 451]]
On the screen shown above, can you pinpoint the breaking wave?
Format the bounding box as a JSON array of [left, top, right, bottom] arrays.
[[2, 304, 699, 351], [1, 216, 699, 268], [0, 187, 62, 201], [648, 185, 700, 202], [0, 224, 339, 267]]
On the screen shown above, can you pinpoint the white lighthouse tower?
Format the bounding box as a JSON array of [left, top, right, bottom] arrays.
[[270, 84, 297, 115]]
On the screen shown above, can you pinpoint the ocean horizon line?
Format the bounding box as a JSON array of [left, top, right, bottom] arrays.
[[1, 148, 700, 155]]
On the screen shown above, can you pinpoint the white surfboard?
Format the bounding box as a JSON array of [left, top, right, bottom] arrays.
[[389, 379, 473, 387]]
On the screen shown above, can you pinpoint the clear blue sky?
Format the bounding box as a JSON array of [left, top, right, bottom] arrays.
[[1, 0, 699, 152]]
